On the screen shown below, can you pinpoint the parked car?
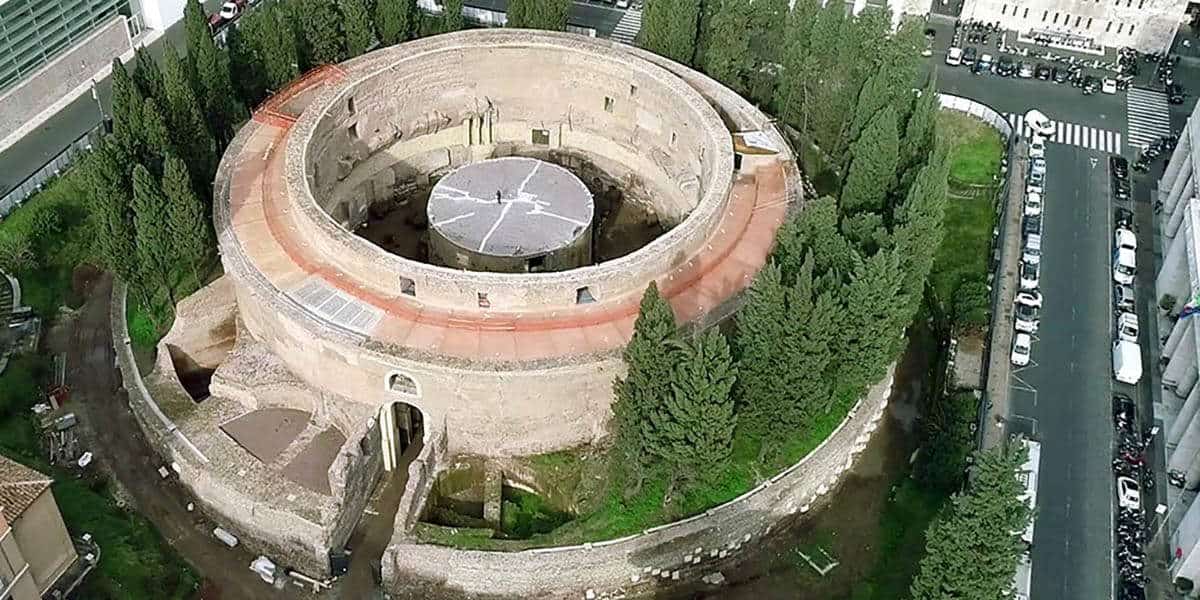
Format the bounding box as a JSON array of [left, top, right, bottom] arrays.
[[1113, 283, 1136, 312], [1168, 82, 1186, 104], [1035, 63, 1052, 80], [996, 56, 1016, 77], [1015, 301, 1041, 333], [946, 47, 964, 66], [1112, 178, 1131, 202], [1024, 109, 1056, 136], [1028, 169, 1045, 189], [975, 53, 994, 75], [1029, 135, 1046, 159], [1023, 233, 1042, 264], [1020, 260, 1041, 290], [1113, 339, 1143, 384], [1113, 392, 1135, 424], [1024, 192, 1043, 217], [1023, 214, 1042, 236], [1112, 247, 1136, 285], [1018, 62, 1035, 78], [1115, 228, 1137, 252], [1016, 291, 1043, 308], [963, 46, 978, 66], [1116, 476, 1141, 510], [1116, 311, 1139, 342], [1026, 181, 1044, 196], [219, 1, 240, 19], [1102, 78, 1118, 94], [1052, 67, 1069, 83], [1030, 158, 1047, 175], [1115, 207, 1135, 230], [1012, 332, 1033, 366]]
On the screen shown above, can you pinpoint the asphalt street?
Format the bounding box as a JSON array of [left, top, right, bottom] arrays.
[[1008, 142, 1116, 599]]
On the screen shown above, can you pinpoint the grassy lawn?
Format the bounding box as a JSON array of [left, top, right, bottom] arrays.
[[849, 479, 946, 600], [0, 175, 200, 598], [930, 111, 1004, 309], [940, 111, 1005, 187]]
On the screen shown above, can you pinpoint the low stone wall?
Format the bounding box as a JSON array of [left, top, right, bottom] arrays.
[[381, 365, 896, 599]]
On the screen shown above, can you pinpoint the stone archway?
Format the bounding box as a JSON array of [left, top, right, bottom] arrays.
[[379, 400, 423, 472]]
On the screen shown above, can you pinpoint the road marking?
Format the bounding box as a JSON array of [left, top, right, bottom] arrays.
[[1126, 87, 1172, 149], [1007, 113, 1123, 154], [609, 7, 642, 43]]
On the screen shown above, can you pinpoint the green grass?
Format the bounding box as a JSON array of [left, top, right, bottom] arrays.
[[849, 479, 946, 600], [939, 112, 1005, 187]]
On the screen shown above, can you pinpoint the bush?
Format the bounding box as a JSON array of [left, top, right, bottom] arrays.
[[915, 392, 978, 492], [950, 278, 990, 330], [1161, 294, 1179, 313]]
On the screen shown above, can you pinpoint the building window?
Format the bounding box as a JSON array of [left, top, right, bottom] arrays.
[[1042, 10, 1048, 21], [1117, 23, 1124, 33], [387, 372, 419, 396], [576, 286, 595, 304], [1001, 4, 1007, 14], [1138, 0, 1145, 7], [1129, 24, 1135, 34], [604, 96, 614, 113], [629, 84, 637, 97], [1052, 12, 1059, 24], [670, 131, 677, 147], [400, 276, 416, 297], [348, 122, 359, 140], [527, 255, 545, 272], [478, 292, 490, 308], [1106, 21, 1112, 32], [1023, 7, 1029, 17], [1087, 17, 1093, 28], [1074, 15, 1081, 26], [348, 96, 356, 115], [532, 128, 550, 145]]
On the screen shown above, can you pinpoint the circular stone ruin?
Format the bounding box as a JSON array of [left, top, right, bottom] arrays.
[[426, 157, 595, 272]]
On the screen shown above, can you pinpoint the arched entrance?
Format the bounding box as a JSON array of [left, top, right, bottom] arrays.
[[379, 400, 423, 472]]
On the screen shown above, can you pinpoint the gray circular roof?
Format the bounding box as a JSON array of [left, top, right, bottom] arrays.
[[427, 157, 594, 258]]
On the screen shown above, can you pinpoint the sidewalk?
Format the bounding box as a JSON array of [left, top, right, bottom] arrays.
[[983, 141, 1027, 449]]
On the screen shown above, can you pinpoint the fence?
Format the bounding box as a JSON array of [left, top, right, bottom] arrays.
[[0, 124, 104, 220], [935, 93, 1016, 452]]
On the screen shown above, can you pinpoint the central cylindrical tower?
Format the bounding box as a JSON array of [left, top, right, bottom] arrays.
[[426, 157, 595, 273]]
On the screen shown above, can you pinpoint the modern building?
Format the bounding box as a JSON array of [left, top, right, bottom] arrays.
[[961, 0, 1188, 52], [1155, 97, 1200, 594], [0, 455, 78, 599]]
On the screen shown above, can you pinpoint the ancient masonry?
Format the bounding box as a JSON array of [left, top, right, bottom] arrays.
[[109, 28, 894, 597]]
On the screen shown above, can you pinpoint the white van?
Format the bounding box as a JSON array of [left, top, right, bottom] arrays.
[[946, 47, 963, 66], [1024, 109, 1056, 137], [1113, 247, 1136, 285], [1113, 340, 1143, 384]]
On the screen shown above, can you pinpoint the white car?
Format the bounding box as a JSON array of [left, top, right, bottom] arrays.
[[1016, 291, 1043, 308], [1117, 311, 1139, 342], [219, 1, 239, 19], [1024, 109, 1056, 137], [1024, 192, 1043, 217], [1020, 260, 1040, 291], [1102, 78, 1118, 95], [1029, 135, 1046, 160], [616, 0, 631, 7], [1113, 247, 1136, 285], [1030, 158, 1047, 175], [1117, 476, 1141, 511], [1015, 301, 1040, 333], [1023, 233, 1042, 265], [946, 47, 964, 66], [1115, 228, 1137, 252], [1012, 332, 1033, 366]]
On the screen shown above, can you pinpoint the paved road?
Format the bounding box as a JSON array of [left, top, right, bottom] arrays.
[[1008, 143, 1115, 599]]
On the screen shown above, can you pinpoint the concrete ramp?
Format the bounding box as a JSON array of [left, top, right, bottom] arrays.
[[220, 407, 310, 463]]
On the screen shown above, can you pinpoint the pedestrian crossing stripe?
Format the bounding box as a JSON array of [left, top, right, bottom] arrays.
[[610, 8, 642, 44], [1126, 87, 1172, 149], [1004, 113, 1122, 154]]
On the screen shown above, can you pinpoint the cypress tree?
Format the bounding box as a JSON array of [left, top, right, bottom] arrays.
[[733, 263, 790, 440], [840, 106, 900, 215], [774, 0, 820, 129], [293, 0, 346, 67], [442, 0, 465, 32], [162, 45, 218, 194], [162, 154, 213, 288], [507, 0, 569, 30], [700, 0, 752, 95], [110, 58, 145, 162], [651, 328, 737, 489], [910, 442, 1032, 600], [901, 76, 940, 175], [375, 0, 417, 46], [610, 282, 678, 494], [84, 141, 139, 285], [693, 0, 721, 67], [131, 165, 176, 306], [771, 196, 856, 284], [260, 6, 302, 92], [832, 248, 906, 395], [640, 0, 701, 64], [227, 21, 268, 108], [184, 0, 239, 146], [132, 47, 167, 107], [140, 97, 172, 176], [341, 0, 374, 58]]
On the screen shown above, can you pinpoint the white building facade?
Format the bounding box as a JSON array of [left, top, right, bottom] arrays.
[[1156, 99, 1200, 592], [961, 0, 1189, 53]]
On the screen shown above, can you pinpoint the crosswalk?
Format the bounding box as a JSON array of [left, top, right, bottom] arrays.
[[610, 7, 642, 44], [1126, 87, 1172, 150], [1004, 113, 1123, 154]]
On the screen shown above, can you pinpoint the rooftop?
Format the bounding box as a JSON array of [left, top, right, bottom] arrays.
[[0, 454, 52, 521]]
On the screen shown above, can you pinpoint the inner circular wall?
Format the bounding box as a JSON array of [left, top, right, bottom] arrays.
[[284, 31, 735, 313]]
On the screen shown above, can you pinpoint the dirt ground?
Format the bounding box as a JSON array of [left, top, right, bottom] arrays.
[[57, 272, 294, 600]]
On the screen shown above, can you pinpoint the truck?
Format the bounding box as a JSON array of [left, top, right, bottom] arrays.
[[1112, 339, 1143, 384]]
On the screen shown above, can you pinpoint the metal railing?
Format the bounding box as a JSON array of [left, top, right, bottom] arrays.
[[0, 123, 104, 219]]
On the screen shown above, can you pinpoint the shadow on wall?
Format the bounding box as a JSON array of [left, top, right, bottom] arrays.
[[159, 277, 238, 403]]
